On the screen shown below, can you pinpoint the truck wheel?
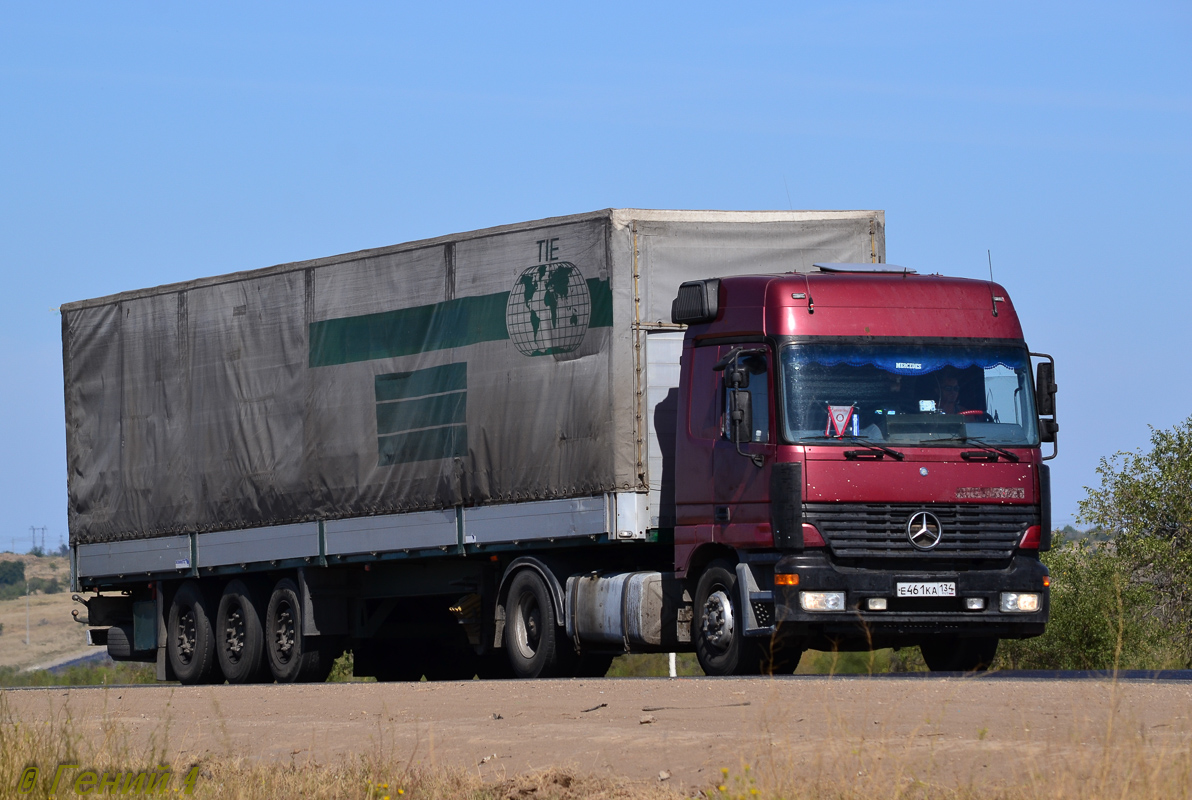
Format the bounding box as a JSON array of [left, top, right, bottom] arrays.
[[216, 579, 269, 684], [503, 570, 569, 679], [694, 561, 762, 676], [921, 636, 999, 672], [764, 624, 804, 675], [167, 581, 220, 685], [265, 578, 328, 683]]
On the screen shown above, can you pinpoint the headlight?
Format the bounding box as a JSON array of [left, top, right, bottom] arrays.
[[1000, 592, 1041, 613], [800, 591, 846, 611]]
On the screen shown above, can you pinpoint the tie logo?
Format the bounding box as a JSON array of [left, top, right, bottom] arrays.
[[906, 511, 943, 550]]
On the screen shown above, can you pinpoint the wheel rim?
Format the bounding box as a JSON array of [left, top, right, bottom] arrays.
[[223, 602, 246, 664], [273, 601, 296, 665], [176, 608, 197, 666], [512, 594, 542, 660], [701, 589, 735, 651]]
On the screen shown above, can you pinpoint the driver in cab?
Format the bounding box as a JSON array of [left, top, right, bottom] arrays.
[[938, 374, 967, 414]]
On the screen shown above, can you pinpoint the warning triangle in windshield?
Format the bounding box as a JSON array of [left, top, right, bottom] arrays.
[[827, 405, 855, 438]]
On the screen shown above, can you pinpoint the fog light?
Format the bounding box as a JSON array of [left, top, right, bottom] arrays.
[[1000, 592, 1041, 613], [866, 598, 887, 611], [800, 591, 846, 611], [965, 597, 986, 611]]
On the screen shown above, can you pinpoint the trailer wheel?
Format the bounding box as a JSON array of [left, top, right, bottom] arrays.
[[216, 580, 269, 684], [266, 578, 329, 683], [920, 636, 999, 672], [167, 581, 220, 685], [503, 570, 569, 679], [694, 561, 763, 676]]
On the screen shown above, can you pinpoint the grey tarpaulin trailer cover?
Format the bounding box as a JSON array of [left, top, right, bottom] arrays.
[[63, 209, 884, 580]]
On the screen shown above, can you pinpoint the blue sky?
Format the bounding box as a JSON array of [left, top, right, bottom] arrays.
[[2, 2, 1189, 550]]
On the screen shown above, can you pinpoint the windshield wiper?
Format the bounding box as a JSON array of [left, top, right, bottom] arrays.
[[802, 435, 905, 461], [937, 436, 1021, 463]]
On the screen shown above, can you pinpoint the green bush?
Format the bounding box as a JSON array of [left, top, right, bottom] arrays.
[[996, 535, 1173, 670], [0, 661, 158, 687], [0, 560, 25, 586], [27, 576, 62, 594], [606, 652, 703, 677]]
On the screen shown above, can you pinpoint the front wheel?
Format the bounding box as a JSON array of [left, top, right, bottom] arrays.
[[693, 561, 763, 676], [503, 570, 570, 679], [921, 636, 999, 672]]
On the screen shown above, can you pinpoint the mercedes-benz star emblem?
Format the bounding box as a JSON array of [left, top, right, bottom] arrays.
[[906, 511, 943, 550]]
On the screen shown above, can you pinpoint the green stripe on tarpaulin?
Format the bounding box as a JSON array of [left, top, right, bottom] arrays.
[[375, 362, 467, 402], [379, 425, 468, 465], [374, 363, 469, 465], [310, 277, 612, 368]]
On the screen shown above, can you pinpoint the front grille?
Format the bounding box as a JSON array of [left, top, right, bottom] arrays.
[[804, 502, 1037, 561]]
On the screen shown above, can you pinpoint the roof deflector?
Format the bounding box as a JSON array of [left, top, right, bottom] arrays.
[[813, 263, 916, 274]]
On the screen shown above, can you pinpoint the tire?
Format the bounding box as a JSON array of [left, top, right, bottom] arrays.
[[503, 570, 570, 679], [921, 636, 999, 672], [694, 561, 763, 676], [106, 624, 135, 661], [763, 625, 804, 675], [216, 579, 269, 684], [167, 580, 220, 685], [266, 578, 331, 683]]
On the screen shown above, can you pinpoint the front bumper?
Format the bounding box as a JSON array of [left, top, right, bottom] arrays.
[[772, 551, 1049, 648]]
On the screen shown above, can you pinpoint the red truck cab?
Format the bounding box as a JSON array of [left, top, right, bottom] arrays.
[[672, 264, 1057, 674]]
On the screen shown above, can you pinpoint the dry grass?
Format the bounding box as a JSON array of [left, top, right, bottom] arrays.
[[0, 555, 87, 672], [1, 679, 1188, 800]]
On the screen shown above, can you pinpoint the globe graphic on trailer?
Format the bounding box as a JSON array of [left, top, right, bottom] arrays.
[[505, 262, 591, 356]]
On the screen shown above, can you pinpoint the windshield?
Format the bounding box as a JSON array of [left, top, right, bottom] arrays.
[[779, 342, 1039, 447]]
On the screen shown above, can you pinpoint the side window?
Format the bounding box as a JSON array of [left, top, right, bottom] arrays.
[[688, 346, 722, 439], [722, 351, 770, 443]]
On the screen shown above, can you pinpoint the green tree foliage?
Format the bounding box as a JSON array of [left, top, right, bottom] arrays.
[[0, 560, 25, 586], [1078, 415, 1192, 666], [996, 535, 1169, 670]]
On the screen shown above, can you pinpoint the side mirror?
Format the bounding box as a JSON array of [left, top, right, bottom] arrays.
[[729, 389, 765, 468], [1035, 361, 1056, 416], [728, 389, 753, 444], [1031, 353, 1058, 460]]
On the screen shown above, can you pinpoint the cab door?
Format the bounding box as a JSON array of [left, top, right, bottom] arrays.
[[712, 345, 776, 548]]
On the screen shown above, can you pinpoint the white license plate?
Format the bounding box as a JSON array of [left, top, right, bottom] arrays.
[[896, 582, 956, 598]]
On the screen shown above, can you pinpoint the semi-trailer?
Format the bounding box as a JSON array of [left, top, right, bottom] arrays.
[[63, 208, 1056, 682]]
